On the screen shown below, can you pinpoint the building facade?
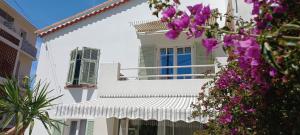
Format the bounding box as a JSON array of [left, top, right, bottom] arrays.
[[0, 1, 37, 85], [32, 0, 250, 135], [0, 0, 37, 131]]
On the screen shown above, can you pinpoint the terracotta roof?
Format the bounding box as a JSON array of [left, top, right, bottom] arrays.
[[36, 0, 130, 37]]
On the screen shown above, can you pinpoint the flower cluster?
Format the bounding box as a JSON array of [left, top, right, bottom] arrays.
[[161, 4, 211, 41]]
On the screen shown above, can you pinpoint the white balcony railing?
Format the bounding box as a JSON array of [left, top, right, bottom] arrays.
[[120, 64, 216, 80]]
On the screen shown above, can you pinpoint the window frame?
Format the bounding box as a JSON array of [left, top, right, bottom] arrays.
[[66, 47, 100, 87], [156, 45, 193, 77]]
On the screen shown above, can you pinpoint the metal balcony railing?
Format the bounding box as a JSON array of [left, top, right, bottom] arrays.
[[120, 64, 215, 80], [21, 39, 37, 58]]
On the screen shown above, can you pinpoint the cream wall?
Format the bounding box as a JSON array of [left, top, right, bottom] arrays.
[[0, 1, 37, 45]]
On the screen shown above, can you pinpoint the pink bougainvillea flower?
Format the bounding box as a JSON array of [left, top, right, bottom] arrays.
[[219, 113, 233, 124], [269, 68, 277, 77], [165, 29, 180, 40], [173, 13, 190, 29], [187, 4, 203, 15], [202, 38, 218, 54], [162, 6, 176, 19]]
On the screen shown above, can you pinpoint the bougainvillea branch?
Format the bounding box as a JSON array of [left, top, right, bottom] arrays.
[[149, 0, 300, 134]]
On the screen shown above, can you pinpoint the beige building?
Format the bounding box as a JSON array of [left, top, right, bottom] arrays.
[[0, 1, 37, 85]]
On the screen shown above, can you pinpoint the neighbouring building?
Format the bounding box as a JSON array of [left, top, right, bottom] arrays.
[[0, 0, 37, 131], [32, 0, 250, 135], [0, 0, 37, 84]]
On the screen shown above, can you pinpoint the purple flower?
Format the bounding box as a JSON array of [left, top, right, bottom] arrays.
[[219, 113, 233, 124], [239, 39, 254, 48], [173, 14, 190, 29], [202, 38, 218, 54], [231, 128, 238, 135], [252, 2, 260, 15], [246, 108, 256, 113], [162, 6, 176, 19], [269, 68, 277, 77], [245, 46, 260, 59], [250, 59, 259, 66], [224, 34, 240, 47], [265, 13, 273, 21], [165, 30, 180, 40], [187, 4, 203, 15]]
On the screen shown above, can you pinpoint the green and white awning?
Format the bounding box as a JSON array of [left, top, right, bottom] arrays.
[[54, 96, 206, 123]]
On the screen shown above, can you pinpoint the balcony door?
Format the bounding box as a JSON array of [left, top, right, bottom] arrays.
[[159, 47, 192, 79]]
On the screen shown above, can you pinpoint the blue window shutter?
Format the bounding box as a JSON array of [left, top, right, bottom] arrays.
[[85, 120, 94, 135], [52, 120, 64, 135]]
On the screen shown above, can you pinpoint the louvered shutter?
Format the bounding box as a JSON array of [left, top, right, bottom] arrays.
[[193, 42, 213, 75], [79, 47, 100, 84], [52, 120, 64, 135], [138, 46, 156, 80], [85, 120, 94, 135], [67, 48, 78, 84]]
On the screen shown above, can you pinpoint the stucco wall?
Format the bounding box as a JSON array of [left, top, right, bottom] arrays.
[[31, 0, 249, 134]]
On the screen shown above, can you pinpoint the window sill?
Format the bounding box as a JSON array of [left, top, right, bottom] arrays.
[[65, 84, 97, 89]]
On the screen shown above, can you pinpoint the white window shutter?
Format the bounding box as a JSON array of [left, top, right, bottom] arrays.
[[52, 120, 64, 135], [85, 120, 94, 135], [67, 48, 78, 84]]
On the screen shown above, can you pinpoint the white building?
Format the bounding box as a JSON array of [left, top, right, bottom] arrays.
[[32, 0, 250, 135]]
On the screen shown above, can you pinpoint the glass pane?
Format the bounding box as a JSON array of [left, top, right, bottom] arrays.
[[174, 121, 201, 135], [160, 48, 166, 55], [165, 121, 173, 135], [91, 50, 98, 60], [70, 50, 76, 60], [81, 61, 89, 83], [83, 48, 91, 59], [177, 47, 192, 79], [138, 120, 158, 135], [88, 63, 96, 84], [160, 48, 174, 79], [185, 47, 191, 53], [119, 119, 127, 135], [67, 63, 74, 83], [177, 48, 183, 54], [167, 48, 173, 54], [69, 121, 77, 135]]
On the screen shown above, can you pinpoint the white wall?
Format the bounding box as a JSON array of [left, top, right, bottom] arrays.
[[32, 0, 234, 134]]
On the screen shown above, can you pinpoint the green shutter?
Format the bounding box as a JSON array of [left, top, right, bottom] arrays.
[[52, 120, 64, 135], [138, 46, 156, 80], [85, 120, 94, 135], [79, 47, 100, 84], [67, 48, 78, 84], [193, 42, 213, 75]]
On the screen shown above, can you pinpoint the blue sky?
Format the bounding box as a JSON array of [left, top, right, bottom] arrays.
[[4, 0, 107, 78]]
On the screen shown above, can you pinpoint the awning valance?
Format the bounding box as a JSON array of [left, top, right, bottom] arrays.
[[54, 96, 206, 123]]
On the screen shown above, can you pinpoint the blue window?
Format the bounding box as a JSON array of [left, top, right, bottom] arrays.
[[160, 47, 192, 79]]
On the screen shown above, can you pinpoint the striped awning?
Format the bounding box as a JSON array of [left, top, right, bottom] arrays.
[[54, 96, 206, 123]]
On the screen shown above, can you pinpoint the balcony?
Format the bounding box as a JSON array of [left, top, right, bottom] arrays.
[[21, 39, 37, 58], [120, 64, 215, 80], [96, 57, 227, 98]]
